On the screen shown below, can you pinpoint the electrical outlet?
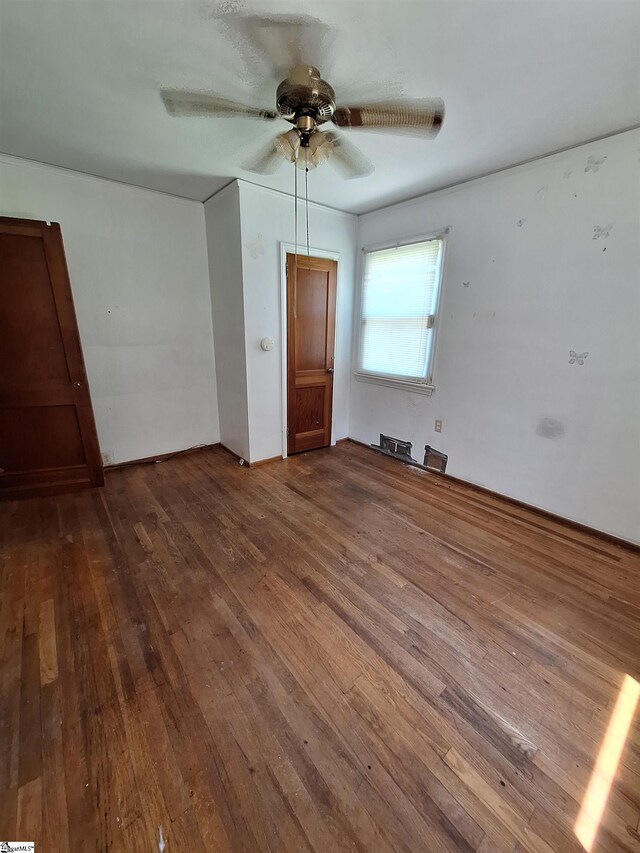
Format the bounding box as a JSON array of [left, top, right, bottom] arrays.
[[435, 419, 442, 433]]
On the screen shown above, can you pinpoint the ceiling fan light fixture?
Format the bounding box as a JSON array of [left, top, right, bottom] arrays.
[[307, 131, 334, 167], [275, 128, 301, 162], [293, 130, 333, 170], [296, 147, 317, 170]]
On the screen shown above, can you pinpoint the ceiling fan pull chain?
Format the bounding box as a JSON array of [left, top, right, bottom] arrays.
[[305, 152, 310, 264], [293, 157, 298, 318]]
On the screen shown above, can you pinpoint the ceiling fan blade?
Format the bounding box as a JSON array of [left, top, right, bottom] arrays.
[[333, 98, 445, 137], [323, 133, 374, 179], [218, 14, 332, 79], [161, 89, 277, 120], [241, 135, 287, 175]]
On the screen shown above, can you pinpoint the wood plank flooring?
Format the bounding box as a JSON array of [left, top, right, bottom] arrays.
[[1, 442, 639, 852]]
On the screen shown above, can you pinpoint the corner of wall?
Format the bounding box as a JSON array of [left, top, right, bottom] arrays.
[[204, 182, 251, 462], [197, 201, 221, 445]]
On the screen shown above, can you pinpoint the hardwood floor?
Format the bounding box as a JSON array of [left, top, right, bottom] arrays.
[[1, 442, 639, 852]]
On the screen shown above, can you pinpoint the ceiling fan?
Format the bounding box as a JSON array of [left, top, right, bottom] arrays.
[[160, 15, 444, 180]]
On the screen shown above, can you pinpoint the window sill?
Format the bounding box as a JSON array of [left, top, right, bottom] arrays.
[[354, 372, 435, 395]]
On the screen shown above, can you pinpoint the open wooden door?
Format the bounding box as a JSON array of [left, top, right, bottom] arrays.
[[0, 217, 103, 498], [287, 253, 337, 455]]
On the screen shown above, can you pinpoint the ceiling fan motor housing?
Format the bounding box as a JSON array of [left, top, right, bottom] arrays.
[[276, 66, 336, 127]]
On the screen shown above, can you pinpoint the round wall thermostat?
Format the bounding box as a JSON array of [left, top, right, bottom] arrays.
[[260, 337, 274, 351]]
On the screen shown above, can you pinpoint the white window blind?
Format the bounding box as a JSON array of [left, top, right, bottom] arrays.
[[357, 237, 444, 384]]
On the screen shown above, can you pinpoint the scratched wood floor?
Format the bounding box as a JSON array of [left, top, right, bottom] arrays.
[[1, 442, 639, 852]]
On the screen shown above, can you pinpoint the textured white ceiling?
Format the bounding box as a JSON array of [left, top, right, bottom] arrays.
[[1, 0, 639, 213]]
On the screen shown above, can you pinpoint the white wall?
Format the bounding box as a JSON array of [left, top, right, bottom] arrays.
[[0, 154, 219, 465], [236, 181, 358, 463], [351, 129, 640, 544], [204, 183, 250, 461]]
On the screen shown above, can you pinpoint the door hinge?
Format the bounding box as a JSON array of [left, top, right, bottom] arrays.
[[286, 426, 290, 436]]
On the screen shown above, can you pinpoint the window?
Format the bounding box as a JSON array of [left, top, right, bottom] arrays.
[[355, 233, 446, 391]]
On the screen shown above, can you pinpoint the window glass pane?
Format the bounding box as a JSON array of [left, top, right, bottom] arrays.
[[359, 239, 443, 381]]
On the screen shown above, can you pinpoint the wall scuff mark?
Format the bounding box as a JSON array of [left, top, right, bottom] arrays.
[[536, 418, 565, 440], [246, 232, 265, 259], [593, 224, 613, 240], [585, 155, 607, 172], [569, 350, 589, 365]]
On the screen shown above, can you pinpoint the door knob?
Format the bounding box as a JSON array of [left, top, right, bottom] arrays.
[[326, 367, 334, 374]]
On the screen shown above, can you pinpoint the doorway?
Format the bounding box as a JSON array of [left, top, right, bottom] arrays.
[[286, 252, 337, 455], [0, 217, 103, 497]]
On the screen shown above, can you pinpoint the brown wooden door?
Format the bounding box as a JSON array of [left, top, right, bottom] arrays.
[[0, 216, 103, 497], [287, 253, 337, 455]]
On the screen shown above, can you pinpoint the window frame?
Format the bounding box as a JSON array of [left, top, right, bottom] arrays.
[[353, 228, 450, 395]]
